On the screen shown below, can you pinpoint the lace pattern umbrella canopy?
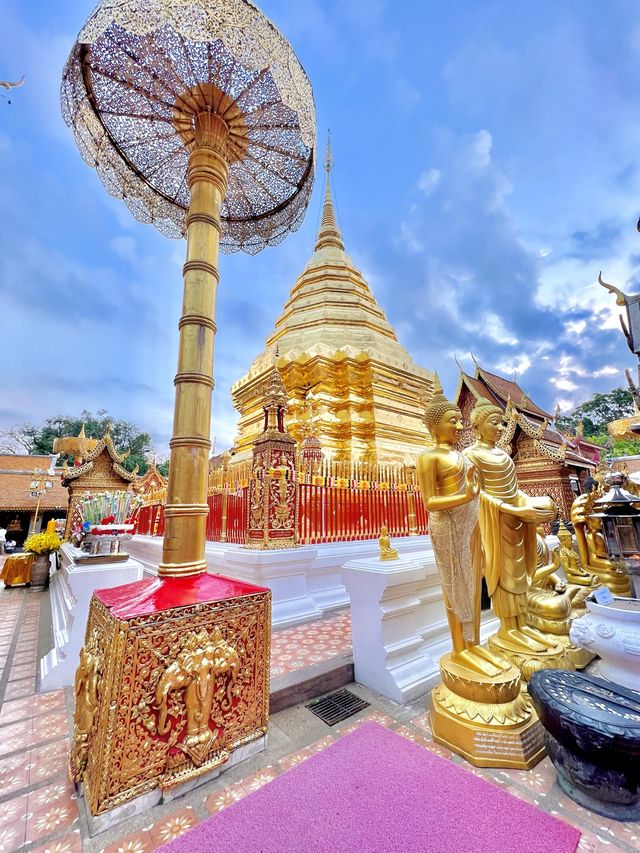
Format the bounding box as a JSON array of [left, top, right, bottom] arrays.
[[62, 0, 316, 577], [61, 0, 316, 254]]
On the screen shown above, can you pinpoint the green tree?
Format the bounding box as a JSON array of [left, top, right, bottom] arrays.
[[0, 411, 153, 475], [556, 387, 635, 437], [584, 433, 640, 458]]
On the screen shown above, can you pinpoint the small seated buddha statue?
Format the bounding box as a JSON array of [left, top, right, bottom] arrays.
[[551, 521, 599, 617], [571, 493, 631, 596], [527, 529, 572, 636], [378, 526, 399, 561], [526, 526, 597, 669]]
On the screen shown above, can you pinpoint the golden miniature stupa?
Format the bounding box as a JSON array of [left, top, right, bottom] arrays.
[[232, 138, 434, 463]]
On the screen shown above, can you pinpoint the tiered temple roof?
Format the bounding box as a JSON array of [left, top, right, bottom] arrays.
[[454, 363, 599, 519], [231, 141, 433, 463]]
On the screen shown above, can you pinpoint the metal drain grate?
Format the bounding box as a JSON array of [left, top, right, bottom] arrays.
[[306, 689, 370, 726]]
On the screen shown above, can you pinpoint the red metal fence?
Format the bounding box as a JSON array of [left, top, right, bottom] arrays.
[[139, 463, 427, 544]]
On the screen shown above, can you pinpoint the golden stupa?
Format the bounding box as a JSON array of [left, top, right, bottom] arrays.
[[232, 139, 434, 463]]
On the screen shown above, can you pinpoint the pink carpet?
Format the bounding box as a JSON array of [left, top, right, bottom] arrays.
[[160, 722, 580, 853]]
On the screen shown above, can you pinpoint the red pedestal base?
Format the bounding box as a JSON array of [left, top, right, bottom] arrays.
[[70, 572, 271, 817]]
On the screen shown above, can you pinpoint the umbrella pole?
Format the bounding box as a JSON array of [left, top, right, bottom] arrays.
[[159, 112, 229, 578]]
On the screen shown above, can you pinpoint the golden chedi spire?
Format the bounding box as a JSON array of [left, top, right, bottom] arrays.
[[315, 133, 344, 252], [232, 133, 434, 463]]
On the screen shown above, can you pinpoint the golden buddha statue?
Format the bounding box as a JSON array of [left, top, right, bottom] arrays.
[[526, 526, 596, 670], [571, 492, 631, 596], [417, 386, 543, 770], [528, 528, 572, 635], [417, 389, 508, 678], [378, 526, 399, 561], [551, 522, 599, 615], [464, 398, 566, 676]]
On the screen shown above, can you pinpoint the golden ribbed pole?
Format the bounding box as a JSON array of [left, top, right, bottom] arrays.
[[159, 112, 229, 578]]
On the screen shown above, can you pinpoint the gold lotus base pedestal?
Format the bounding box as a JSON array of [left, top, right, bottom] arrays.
[[69, 575, 271, 832], [487, 633, 569, 681], [556, 635, 595, 670], [532, 631, 596, 671], [429, 654, 545, 770]]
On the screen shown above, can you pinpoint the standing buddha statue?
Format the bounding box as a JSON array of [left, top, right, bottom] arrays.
[[464, 398, 566, 678], [417, 387, 508, 677], [417, 386, 544, 769]]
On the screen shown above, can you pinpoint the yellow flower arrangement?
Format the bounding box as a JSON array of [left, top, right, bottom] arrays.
[[23, 531, 62, 555]]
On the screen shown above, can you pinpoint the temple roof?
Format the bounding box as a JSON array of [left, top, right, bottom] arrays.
[[455, 365, 597, 469], [61, 433, 136, 484], [233, 138, 431, 388], [473, 365, 552, 420]]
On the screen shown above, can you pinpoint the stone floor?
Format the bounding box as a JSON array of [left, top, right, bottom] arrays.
[[0, 577, 638, 852]]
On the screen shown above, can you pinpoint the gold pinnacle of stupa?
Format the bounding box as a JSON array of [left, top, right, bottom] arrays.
[[232, 133, 434, 463]]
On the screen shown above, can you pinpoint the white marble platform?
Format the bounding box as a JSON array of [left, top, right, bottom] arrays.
[[343, 553, 498, 703], [126, 534, 433, 629], [40, 543, 143, 691]]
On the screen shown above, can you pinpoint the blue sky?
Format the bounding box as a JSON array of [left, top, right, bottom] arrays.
[[2, 0, 640, 454]]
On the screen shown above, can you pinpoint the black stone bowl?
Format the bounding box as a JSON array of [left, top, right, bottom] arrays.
[[529, 670, 640, 820]]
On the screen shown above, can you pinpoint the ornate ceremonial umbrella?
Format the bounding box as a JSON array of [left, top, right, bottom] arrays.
[[62, 0, 316, 578]]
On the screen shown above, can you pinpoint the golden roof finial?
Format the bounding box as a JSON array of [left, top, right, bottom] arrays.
[[315, 130, 344, 252], [325, 129, 333, 175]]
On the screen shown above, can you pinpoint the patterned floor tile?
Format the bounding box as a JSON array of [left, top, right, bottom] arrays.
[[103, 831, 154, 853], [0, 793, 28, 828], [29, 740, 71, 785], [278, 746, 314, 771], [204, 782, 247, 815], [241, 766, 278, 793], [148, 807, 198, 847], [270, 610, 352, 674], [4, 678, 36, 700], [575, 826, 626, 852], [0, 718, 32, 752], [25, 799, 79, 845], [394, 724, 433, 749], [503, 758, 557, 795], [0, 765, 30, 795], [27, 780, 76, 812], [0, 820, 26, 852], [9, 662, 37, 681], [32, 829, 83, 853], [409, 711, 431, 733]]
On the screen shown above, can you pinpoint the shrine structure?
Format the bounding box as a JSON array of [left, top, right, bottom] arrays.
[[231, 139, 434, 464], [61, 432, 136, 540], [454, 363, 599, 520]]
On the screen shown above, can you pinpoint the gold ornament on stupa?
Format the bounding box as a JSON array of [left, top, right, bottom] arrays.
[[232, 135, 434, 463]]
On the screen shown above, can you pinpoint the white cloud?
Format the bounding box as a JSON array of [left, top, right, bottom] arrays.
[[495, 354, 531, 375], [593, 365, 619, 377], [418, 168, 441, 196], [565, 319, 586, 335], [469, 129, 492, 170], [398, 221, 424, 254], [552, 376, 578, 392], [481, 313, 518, 346]]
